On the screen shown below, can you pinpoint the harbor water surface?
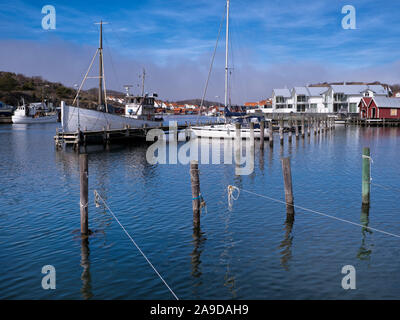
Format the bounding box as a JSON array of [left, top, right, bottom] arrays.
[[1, 118, 400, 299]]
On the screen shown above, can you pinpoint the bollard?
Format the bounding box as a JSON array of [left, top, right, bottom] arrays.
[[190, 160, 201, 229], [281, 157, 294, 221], [80, 154, 89, 235], [362, 147, 371, 205]]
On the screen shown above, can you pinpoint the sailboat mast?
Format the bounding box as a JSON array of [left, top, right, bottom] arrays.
[[141, 68, 146, 96], [224, 0, 230, 108], [98, 21, 104, 107]]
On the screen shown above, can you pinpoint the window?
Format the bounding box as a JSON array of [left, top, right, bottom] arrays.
[[276, 96, 285, 103], [391, 109, 397, 116], [310, 104, 317, 109], [287, 104, 292, 109], [349, 103, 357, 113], [297, 95, 306, 102]]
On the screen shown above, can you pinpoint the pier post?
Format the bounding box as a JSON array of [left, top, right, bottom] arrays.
[[260, 121, 265, 148], [295, 120, 299, 139], [288, 119, 292, 143], [80, 154, 89, 235], [314, 118, 317, 135], [362, 147, 371, 205], [307, 118, 310, 136], [269, 121, 274, 147], [190, 160, 201, 230], [250, 122, 255, 146], [281, 157, 294, 221], [301, 116, 305, 138], [279, 118, 284, 145]]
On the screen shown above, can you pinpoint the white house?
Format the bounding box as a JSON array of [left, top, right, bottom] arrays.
[[272, 88, 294, 113], [325, 84, 389, 113]]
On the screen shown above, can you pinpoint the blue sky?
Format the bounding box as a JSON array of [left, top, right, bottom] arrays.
[[1, 0, 400, 103]]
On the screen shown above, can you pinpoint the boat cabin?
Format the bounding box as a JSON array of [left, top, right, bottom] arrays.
[[125, 93, 157, 120]]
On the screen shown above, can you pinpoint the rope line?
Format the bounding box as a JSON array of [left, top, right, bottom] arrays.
[[93, 190, 179, 300], [226, 186, 400, 239]]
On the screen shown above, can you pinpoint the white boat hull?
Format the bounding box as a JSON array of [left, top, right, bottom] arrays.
[[191, 124, 268, 139], [12, 114, 58, 124], [61, 103, 161, 132]]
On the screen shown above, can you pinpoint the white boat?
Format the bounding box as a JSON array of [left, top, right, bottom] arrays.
[[61, 21, 162, 133], [12, 102, 58, 124], [191, 123, 267, 139], [191, 0, 260, 139], [61, 94, 161, 132]]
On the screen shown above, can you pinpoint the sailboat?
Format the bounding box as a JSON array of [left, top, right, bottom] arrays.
[[191, 0, 268, 139], [61, 21, 161, 133]]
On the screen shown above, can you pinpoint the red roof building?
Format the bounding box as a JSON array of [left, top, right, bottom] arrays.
[[359, 97, 400, 119]]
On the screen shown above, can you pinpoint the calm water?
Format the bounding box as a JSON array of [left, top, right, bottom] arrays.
[[1, 120, 400, 300]]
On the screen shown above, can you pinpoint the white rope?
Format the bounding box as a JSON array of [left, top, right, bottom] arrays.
[[93, 190, 179, 300], [362, 154, 373, 182], [226, 185, 400, 239], [227, 185, 240, 211]]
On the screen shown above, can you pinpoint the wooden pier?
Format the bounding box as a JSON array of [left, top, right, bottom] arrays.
[[54, 122, 224, 149]]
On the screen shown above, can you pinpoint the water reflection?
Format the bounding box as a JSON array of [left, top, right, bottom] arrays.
[[190, 227, 206, 298], [357, 204, 373, 262], [80, 237, 93, 300], [279, 218, 294, 271]]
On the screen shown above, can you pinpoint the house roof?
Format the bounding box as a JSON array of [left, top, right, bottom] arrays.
[[331, 84, 388, 95], [373, 97, 400, 108], [293, 87, 309, 96], [307, 86, 328, 96], [244, 102, 259, 107], [273, 88, 291, 98]]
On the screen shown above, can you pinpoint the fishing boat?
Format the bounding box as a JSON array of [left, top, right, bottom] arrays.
[[12, 102, 58, 124], [191, 0, 268, 139], [61, 21, 161, 133]]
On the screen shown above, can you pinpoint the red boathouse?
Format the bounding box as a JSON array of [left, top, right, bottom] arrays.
[[359, 97, 400, 119]]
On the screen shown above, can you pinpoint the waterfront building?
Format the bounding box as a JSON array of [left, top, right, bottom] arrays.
[[271, 84, 390, 114], [359, 96, 400, 119]]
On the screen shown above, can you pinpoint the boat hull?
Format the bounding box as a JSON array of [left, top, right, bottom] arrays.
[[191, 125, 268, 139], [12, 114, 58, 124], [61, 103, 161, 132]]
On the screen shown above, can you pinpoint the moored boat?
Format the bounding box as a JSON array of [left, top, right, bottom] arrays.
[[12, 102, 58, 124], [61, 21, 161, 133]]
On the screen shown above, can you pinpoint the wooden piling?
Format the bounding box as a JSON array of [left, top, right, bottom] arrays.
[[279, 118, 284, 145], [235, 122, 241, 141], [190, 160, 201, 229], [80, 154, 89, 235], [295, 120, 299, 139], [281, 157, 294, 220], [301, 117, 305, 138], [269, 121, 274, 147], [250, 122, 255, 146], [260, 121, 265, 148], [362, 147, 371, 205], [288, 119, 292, 143]]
